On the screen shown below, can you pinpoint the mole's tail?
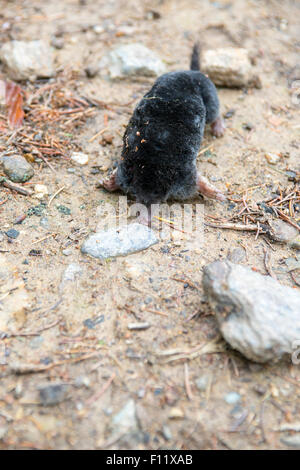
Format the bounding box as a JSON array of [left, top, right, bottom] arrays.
[[190, 42, 201, 71]]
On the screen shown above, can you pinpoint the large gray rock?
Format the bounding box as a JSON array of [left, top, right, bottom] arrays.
[[0, 40, 55, 81], [202, 48, 261, 88], [81, 223, 158, 259], [203, 260, 300, 363], [1, 154, 34, 183], [99, 43, 166, 79]]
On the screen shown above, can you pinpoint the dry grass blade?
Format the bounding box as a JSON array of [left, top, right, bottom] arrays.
[[154, 340, 226, 363]]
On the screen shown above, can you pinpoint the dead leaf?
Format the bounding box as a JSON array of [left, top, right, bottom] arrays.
[[0, 79, 25, 129]]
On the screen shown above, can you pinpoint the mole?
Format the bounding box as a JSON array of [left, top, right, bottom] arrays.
[[101, 43, 226, 220]]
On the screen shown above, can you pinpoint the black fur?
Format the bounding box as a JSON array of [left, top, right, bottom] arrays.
[[115, 46, 221, 206], [190, 42, 201, 71]]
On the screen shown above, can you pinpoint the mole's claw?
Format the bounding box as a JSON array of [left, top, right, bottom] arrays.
[[99, 169, 120, 192]]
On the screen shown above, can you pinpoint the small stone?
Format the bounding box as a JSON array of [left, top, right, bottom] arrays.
[[50, 36, 64, 49], [224, 392, 241, 404], [70, 151, 89, 165], [265, 152, 281, 165], [62, 249, 72, 256], [168, 408, 184, 419], [224, 109, 235, 119], [137, 388, 145, 399], [0, 425, 8, 440], [162, 425, 172, 441], [0, 232, 4, 242], [227, 247, 246, 263], [203, 260, 300, 362], [1, 155, 34, 183], [286, 170, 297, 181], [81, 223, 158, 260], [99, 43, 166, 79], [34, 184, 48, 199], [242, 122, 254, 131], [83, 315, 104, 329], [284, 256, 300, 272], [112, 399, 138, 431], [268, 219, 299, 244], [281, 435, 300, 449], [289, 235, 300, 250], [61, 263, 82, 283], [74, 376, 91, 388], [253, 384, 266, 396], [38, 383, 69, 406], [93, 25, 104, 34], [195, 375, 209, 392], [202, 48, 260, 88], [57, 205, 71, 215], [29, 335, 44, 350], [40, 217, 50, 229], [5, 229, 19, 239], [0, 40, 55, 81], [85, 65, 99, 78]]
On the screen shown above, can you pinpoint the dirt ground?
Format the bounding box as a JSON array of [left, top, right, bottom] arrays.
[[0, 0, 300, 450]]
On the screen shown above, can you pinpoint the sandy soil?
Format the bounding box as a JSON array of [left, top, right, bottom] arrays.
[[0, 0, 299, 450]]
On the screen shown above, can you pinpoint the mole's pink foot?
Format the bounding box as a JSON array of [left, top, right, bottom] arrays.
[[211, 116, 226, 138], [197, 174, 226, 202], [100, 169, 120, 192]]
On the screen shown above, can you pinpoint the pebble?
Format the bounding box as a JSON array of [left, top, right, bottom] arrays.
[[202, 48, 260, 88], [70, 151, 89, 165], [81, 223, 158, 260], [224, 392, 241, 404], [195, 375, 209, 392], [83, 315, 104, 329], [268, 219, 299, 244], [137, 388, 145, 399], [0, 40, 55, 81], [0, 232, 4, 242], [62, 248, 72, 256], [60, 263, 83, 291], [265, 152, 281, 165], [93, 25, 105, 34], [50, 36, 64, 49], [162, 425, 173, 441], [5, 228, 19, 239], [40, 217, 50, 229], [74, 376, 91, 388], [1, 154, 34, 183], [289, 235, 300, 250], [227, 247, 246, 263], [281, 435, 300, 449], [29, 335, 44, 350], [0, 425, 8, 440], [34, 184, 48, 199], [38, 383, 69, 406], [203, 260, 300, 362], [168, 408, 184, 419], [85, 65, 99, 78], [112, 399, 138, 431], [99, 43, 166, 79]]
